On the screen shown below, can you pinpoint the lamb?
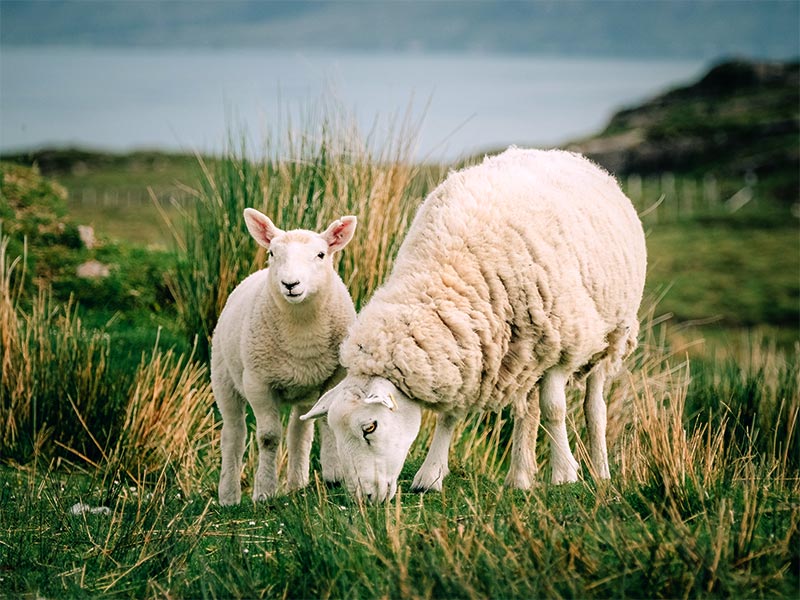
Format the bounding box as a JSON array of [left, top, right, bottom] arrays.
[[212, 208, 357, 505], [301, 147, 647, 502]]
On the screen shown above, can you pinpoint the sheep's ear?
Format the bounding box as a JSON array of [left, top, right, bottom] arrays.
[[364, 392, 397, 411], [244, 208, 283, 249], [300, 388, 337, 421], [321, 216, 357, 253]]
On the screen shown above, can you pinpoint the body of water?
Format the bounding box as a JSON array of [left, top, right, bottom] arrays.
[[0, 47, 706, 161]]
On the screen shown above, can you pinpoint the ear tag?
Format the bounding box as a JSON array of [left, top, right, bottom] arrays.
[[364, 393, 397, 411]]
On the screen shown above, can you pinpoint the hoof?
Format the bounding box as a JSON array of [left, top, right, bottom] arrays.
[[411, 468, 447, 493]]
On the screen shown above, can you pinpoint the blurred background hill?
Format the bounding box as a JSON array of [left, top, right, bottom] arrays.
[[566, 59, 799, 203], [2, 0, 798, 59]]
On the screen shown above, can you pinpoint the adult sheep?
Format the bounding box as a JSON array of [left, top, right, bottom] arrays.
[[212, 209, 357, 505], [301, 147, 646, 502]]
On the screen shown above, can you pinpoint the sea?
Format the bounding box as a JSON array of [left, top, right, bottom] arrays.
[[0, 46, 706, 161]]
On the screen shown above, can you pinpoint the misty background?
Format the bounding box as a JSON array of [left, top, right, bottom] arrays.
[[1, 0, 798, 160]]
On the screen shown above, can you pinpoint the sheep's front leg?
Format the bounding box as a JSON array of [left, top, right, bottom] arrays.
[[411, 413, 459, 492], [584, 369, 610, 479], [286, 404, 315, 491], [504, 387, 540, 489], [244, 372, 281, 501], [215, 373, 247, 506], [540, 369, 579, 484], [318, 367, 345, 483], [317, 418, 343, 483]]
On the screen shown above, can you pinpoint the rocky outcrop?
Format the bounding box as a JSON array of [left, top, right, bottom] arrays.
[[565, 60, 799, 184]]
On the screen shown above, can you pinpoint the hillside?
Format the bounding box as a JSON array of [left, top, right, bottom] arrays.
[[1, 0, 797, 60], [566, 60, 799, 203]]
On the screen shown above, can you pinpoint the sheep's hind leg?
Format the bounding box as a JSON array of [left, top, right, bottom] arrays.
[[215, 374, 247, 506], [286, 404, 315, 491], [540, 368, 579, 484], [411, 413, 459, 492], [505, 387, 540, 489], [245, 372, 281, 501], [584, 369, 610, 479]]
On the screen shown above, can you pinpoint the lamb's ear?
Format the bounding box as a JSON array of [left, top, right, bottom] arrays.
[[244, 208, 283, 249], [321, 216, 357, 253], [300, 387, 338, 421]]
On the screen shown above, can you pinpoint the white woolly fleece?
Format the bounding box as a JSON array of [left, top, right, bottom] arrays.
[[340, 147, 647, 413], [211, 264, 355, 399]]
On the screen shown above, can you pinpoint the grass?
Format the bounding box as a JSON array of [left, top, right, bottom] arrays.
[[645, 216, 799, 332], [162, 110, 438, 358], [1, 103, 799, 597], [1, 328, 798, 598]]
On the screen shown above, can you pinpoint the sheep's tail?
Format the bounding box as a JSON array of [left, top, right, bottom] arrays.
[[576, 319, 639, 382], [604, 319, 640, 377]]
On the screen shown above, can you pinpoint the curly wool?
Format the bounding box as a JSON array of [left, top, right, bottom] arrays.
[[211, 239, 355, 402], [340, 147, 646, 413]]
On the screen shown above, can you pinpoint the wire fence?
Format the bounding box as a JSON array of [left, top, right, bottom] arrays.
[[624, 173, 758, 225], [68, 173, 759, 225], [70, 186, 194, 208]]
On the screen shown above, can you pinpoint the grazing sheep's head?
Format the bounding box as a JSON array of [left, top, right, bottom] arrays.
[[301, 375, 422, 502], [243, 208, 356, 305]]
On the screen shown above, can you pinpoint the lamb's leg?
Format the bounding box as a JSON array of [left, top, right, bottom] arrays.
[[584, 369, 610, 479], [505, 387, 540, 489], [411, 413, 458, 492], [285, 404, 315, 491], [317, 418, 342, 483], [215, 374, 247, 506], [244, 372, 281, 501], [540, 368, 579, 484]]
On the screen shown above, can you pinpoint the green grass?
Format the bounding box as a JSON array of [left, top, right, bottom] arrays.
[[2, 149, 203, 247], [2, 108, 799, 597], [1, 381, 797, 599], [645, 216, 799, 331]]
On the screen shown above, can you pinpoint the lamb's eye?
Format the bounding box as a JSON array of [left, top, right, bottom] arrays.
[[361, 421, 377, 439], [268, 250, 273, 258], [317, 251, 325, 259]]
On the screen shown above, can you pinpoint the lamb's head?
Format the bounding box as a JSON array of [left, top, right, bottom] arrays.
[[243, 208, 356, 305], [301, 375, 422, 502]]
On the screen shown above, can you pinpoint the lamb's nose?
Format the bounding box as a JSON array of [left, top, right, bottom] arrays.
[[282, 280, 299, 291]]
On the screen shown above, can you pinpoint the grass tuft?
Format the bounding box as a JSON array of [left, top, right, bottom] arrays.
[[161, 104, 440, 358]]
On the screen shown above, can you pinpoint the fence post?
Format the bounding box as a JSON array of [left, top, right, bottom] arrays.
[[682, 178, 695, 220], [627, 173, 642, 208], [703, 173, 718, 213], [661, 172, 675, 221]]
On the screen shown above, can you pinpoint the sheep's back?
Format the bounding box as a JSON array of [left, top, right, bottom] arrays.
[[344, 148, 646, 412]]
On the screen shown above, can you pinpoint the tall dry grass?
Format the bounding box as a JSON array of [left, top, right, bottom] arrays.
[[65, 341, 218, 497], [0, 235, 114, 463], [1, 235, 217, 490], [160, 104, 444, 358]]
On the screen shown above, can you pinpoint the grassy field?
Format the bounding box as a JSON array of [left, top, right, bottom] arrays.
[[1, 329, 798, 598], [1, 112, 798, 597]]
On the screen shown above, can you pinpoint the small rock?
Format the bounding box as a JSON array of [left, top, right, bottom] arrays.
[[70, 502, 111, 516], [78, 225, 96, 249], [76, 260, 110, 279]]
